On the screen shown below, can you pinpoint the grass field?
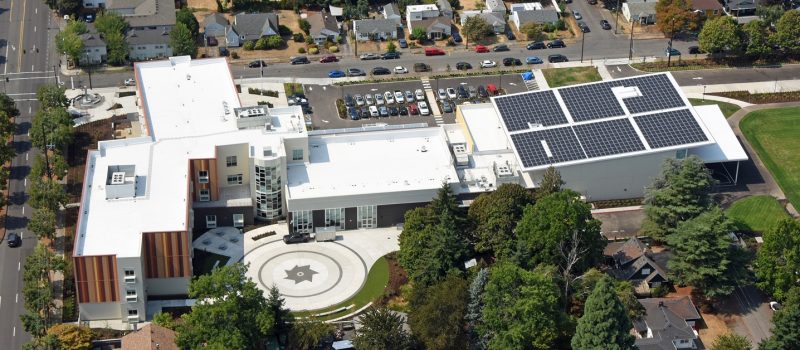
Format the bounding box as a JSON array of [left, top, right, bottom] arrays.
[[542, 67, 602, 88], [740, 107, 800, 210], [293, 255, 390, 320], [726, 195, 789, 233], [688, 98, 741, 118], [192, 249, 230, 276]]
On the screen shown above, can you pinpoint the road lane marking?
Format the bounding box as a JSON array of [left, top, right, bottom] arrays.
[[3, 45, 8, 75], [28, 106, 31, 114], [24, 178, 27, 187], [18, 262, 21, 271], [34, 26, 36, 32], [35, 7, 37, 14], [25, 152, 28, 161], [17, 0, 28, 73], [32, 65, 35, 71], [12, 326, 15, 337], [22, 206, 24, 214], [8, 0, 13, 23], [15, 294, 18, 303]]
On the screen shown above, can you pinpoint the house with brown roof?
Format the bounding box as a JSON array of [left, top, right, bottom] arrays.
[[633, 297, 701, 350], [121, 324, 179, 350], [693, 0, 724, 17], [604, 237, 669, 295]]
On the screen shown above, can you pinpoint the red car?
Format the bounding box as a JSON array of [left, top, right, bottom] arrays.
[[320, 55, 339, 63], [424, 47, 445, 56], [407, 103, 419, 115], [475, 45, 489, 53]]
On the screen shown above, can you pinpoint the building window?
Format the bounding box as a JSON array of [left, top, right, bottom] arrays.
[[206, 215, 217, 228], [124, 269, 135, 283], [292, 149, 304, 161], [641, 268, 651, 275], [126, 290, 137, 302], [357, 205, 377, 229], [226, 156, 237, 167], [199, 189, 210, 201], [127, 309, 139, 321], [233, 214, 244, 228], [227, 174, 243, 185], [292, 210, 313, 233], [675, 149, 687, 159], [198, 170, 209, 183], [325, 208, 345, 230]]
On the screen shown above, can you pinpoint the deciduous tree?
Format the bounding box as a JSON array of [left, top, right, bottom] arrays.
[[29, 178, 68, 212], [755, 218, 800, 302], [468, 183, 534, 258], [104, 32, 129, 66], [411, 27, 427, 42], [170, 23, 196, 57], [36, 84, 69, 110], [571, 276, 635, 350], [756, 4, 785, 27], [409, 275, 469, 350], [151, 311, 176, 330], [462, 16, 493, 46], [94, 11, 128, 37], [520, 22, 547, 41], [711, 333, 752, 350], [758, 302, 800, 350], [742, 20, 772, 59], [699, 16, 742, 55], [46, 324, 93, 350], [286, 318, 333, 350], [353, 308, 412, 350], [31, 107, 73, 152], [28, 208, 57, 241], [56, 21, 86, 64], [774, 9, 800, 54], [655, 0, 698, 36]]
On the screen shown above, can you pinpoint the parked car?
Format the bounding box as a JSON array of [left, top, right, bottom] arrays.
[[415, 89, 425, 101], [452, 31, 463, 42], [360, 53, 380, 60], [384, 91, 395, 104], [320, 55, 339, 63], [527, 41, 545, 50], [355, 94, 365, 106], [379, 106, 389, 117], [328, 70, 345, 78], [283, 233, 309, 244], [548, 54, 569, 63], [405, 90, 415, 102], [348, 106, 360, 120], [665, 47, 681, 57], [456, 62, 472, 70], [468, 86, 478, 98], [547, 39, 566, 48], [424, 47, 445, 56], [477, 85, 489, 98], [84, 13, 94, 22], [394, 90, 405, 103], [369, 105, 379, 117], [375, 93, 385, 105], [7, 232, 21, 247], [290, 56, 310, 64], [573, 11, 582, 20], [442, 101, 453, 113], [414, 62, 432, 72], [493, 44, 509, 52], [600, 20, 611, 30], [388, 106, 399, 116], [502, 57, 522, 66], [347, 68, 366, 76], [437, 88, 448, 101], [480, 60, 497, 68], [408, 103, 419, 115], [381, 52, 400, 59], [457, 85, 469, 99], [505, 29, 516, 40], [365, 94, 374, 105], [688, 46, 702, 54], [218, 47, 229, 56], [446, 87, 458, 99], [394, 66, 408, 74], [578, 22, 590, 33], [418, 101, 430, 116], [124, 78, 135, 86], [372, 67, 391, 75], [344, 94, 355, 107], [770, 301, 782, 311], [475, 45, 490, 53], [398, 39, 408, 48], [360, 107, 370, 119], [399, 106, 409, 115], [248, 60, 267, 68], [526, 56, 543, 64]]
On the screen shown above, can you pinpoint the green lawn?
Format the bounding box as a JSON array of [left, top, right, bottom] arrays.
[[293, 255, 390, 321], [688, 98, 741, 119], [740, 107, 800, 210], [284, 83, 304, 96], [726, 195, 789, 233], [542, 67, 602, 88], [192, 249, 230, 276]]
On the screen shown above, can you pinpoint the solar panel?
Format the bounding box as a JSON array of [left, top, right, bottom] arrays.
[[634, 109, 708, 149], [510, 127, 586, 168], [559, 82, 626, 122], [620, 74, 686, 114], [573, 118, 646, 158], [494, 91, 568, 132]]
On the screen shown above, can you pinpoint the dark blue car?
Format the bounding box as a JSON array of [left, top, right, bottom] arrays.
[[347, 107, 360, 120], [328, 70, 346, 78], [526, 56, 543, 64], [452, 32, 462, 43]]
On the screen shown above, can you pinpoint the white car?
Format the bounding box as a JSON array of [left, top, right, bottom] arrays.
[[446, 87, 457, 99], [770, 301, 782, 311], [124, 78, 135, 86], [384, 91, 395, 104], [355, 94, 365, 106], [405, 90, 415, 102], [480, 60, 497, 68], [418, 101, 430, 116], [375, 93, 384, 105], [573, 11, 582, 20], [393, 66, 408, 74], [369, 106, 379, 117], [394, 90, 404, 103], [415, 89, 425, 101], [365, 94, 375, 105], [437, 88, 448, 101]]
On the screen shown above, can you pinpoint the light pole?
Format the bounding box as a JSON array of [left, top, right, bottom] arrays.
[[702, 85, 706, 101], [580, 32, 586, 62], [629, 19, 636, 60], [667, 18, 676, 67], [614, 0, 621, 34]]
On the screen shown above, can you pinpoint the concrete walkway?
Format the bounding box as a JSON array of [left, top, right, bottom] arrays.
[[681, 93, 754, 108]]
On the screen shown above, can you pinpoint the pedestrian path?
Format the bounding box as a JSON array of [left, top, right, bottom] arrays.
[[420, 77, 443, 125], [524, 78, 539, 90]]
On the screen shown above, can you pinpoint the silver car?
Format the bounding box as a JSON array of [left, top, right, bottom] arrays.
[[394, 90, 405, 104], [405, 90, 415, 102], [355, 94, 365, 106], [384, 91, 395, 104], [415, 89, 425, 101], [375, 93, 384, 105], [437, 88, 448, 101], [365, 94, 375, 105]]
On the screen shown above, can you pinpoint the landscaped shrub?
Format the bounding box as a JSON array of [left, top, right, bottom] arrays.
[[293, 33, 305, 42], [263, 90, 279, 97], [231, 51, 239, 59], [651, 285, 670, 298], [278, 24, 292, 36], [252, 230, 277, 240], [266, 35, 284, 49], [242, 40, 255, 50], [254, 37, 268, 50], [335, 99, 347, 119], [329, 46, 339, 53], [298, 47, 306, 53], [257, 101, 274, 107], [308, 47, 319, 54]]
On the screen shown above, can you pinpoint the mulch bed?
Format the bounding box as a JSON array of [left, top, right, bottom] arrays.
[[711, 90, 800, 104], [375, 252, 409, 307], [66, 119, 114, 202]]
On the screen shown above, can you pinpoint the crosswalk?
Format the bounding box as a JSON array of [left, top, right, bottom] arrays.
[[420, 77, 444, 126], [524, 78, 540, 91]]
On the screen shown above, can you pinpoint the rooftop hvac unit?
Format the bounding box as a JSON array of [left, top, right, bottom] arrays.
[[110, 172, 126, 185]]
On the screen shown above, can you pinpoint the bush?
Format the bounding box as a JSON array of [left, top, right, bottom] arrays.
[[248, 87, 262, 95], [308, 47, 319, 54], [231, 51, 239, 59], [446, 38, 456, 46], [293, 33, 305, 42], [263, 90, 279, 97], [242, 40, 255, 50], [257, 101, 274, 107], [542, 23, 557, 32], [305, 36, 314, 44], [557, 19, 567, 31], [337, 35, 344, 44], [298, 47, 306, 53], [329, 46, 339, 53], [278, 24, 292, 36], [299, 19, 311, 35], [335, 99, 347, 119], [254, 37, 268, 50], [651, 285, 670, 298], [252, 230, 277, 240], [266, 35, 285, 49]]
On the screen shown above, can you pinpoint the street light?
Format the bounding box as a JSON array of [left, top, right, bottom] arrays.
[[614, 0, 621, 34], [580, 31, 586, 62], [629, 18, 636, 60]]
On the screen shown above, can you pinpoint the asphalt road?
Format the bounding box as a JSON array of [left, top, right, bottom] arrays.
[[0, 0, 57, 346]]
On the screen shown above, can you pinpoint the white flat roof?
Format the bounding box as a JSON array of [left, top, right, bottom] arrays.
[[460, 103, 511, 152], [406, 4, 438, 11], [690, 105, 748, 162], [286, 128, 457, 201]]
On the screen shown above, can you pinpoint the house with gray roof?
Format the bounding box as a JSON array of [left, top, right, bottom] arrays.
[[437, 0, 454, 19], [126, 27, 173, 61], [623, 0, 657, 24], [353, 18, 399, 41], [79, 32, 107, 65], [203, 13, 229, 38], [605, 237, 669, 295], [461, 11, 506, 33], [307, 10, 340, 45], [723, 0, 757, 16], [511, 9, 559, 29], [96, 0, 177, 30], [485, 0, 507, 13], [415, 16, 452, 39], [227, 12, 279, 47], [634, 297, 701, 350], [383, 3, 403, 27]]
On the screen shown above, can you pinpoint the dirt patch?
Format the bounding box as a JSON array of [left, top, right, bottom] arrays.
[[461, 0, 484, 10], [279, 10, 302, 34], [67, 119, 114, 203], [375, 252, 410, 312], [188, 0, 220, 12], [615, 18, 665, 40]]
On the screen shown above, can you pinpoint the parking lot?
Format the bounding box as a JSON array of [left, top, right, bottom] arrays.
[[303, 74, 527, 130]]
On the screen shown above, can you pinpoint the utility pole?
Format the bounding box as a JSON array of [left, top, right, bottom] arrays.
[[629, 20, 635, 60], [614, 0, 621, 34], [580, 32, 586, 62], [667, 18, 676, 67]]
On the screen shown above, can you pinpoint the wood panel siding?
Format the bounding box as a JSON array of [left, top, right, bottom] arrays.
[[191, 159, 219, 202], [142, 231, 191, 278], [74, 255, 120, 303]]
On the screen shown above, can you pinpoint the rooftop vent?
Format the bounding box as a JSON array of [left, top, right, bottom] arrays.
[[110, 172, 126, 185]]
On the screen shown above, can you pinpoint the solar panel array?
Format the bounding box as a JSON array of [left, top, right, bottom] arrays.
[[559, 83, 627, 122], [510, 127, 585, 168], [618, 75, 686, 114], [494, 91, 568, 131], [634, 109, 709, 149], [573, 119, 646, 158]]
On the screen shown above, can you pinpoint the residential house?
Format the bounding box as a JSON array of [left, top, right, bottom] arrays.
[[511, 9, 559, 29], [622, 0, 657, 24], [633, 297, 701, 350], [126, 28, 173, 61], [723, 0, 757, 16], [693, 0, 723, 17], [89, 0, 176, 31], [486, 0, 507, 13], [604, 237, 669, 295], [329, 5, 344, 22], [461, 11, 506, 33], [79, 32, 107, 65], [437, 0, 454, 19], [353, 18, 399, 41], [203, 13, 229, 38], [510, 2, 544, 12], [227, 12, 280, 47], [307, 10, 340, 45], [406, 4, 441, 29], [383, 3, 403, 27], [406, 4, 452, 39], [121, 324, 178, 350]]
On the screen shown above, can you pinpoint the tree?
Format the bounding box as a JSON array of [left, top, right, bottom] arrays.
[[57, 0, 81, 15], [31, 152, 68, 181], [22, 334, 60, 350], [152, 311, 176, 330], [36, 84, 69, 110], [468, 183, 534, 258], [573, 269, 644, 319], [642, 156, 715, 241], [31, 107, 73, 151], [353, 308, 412, 350], [755, 218, 800, 302], [22, 242, 65, 337], [571, 276, 635, 350], [742, 20, 772, 59], [216, 0, 225, 13], [480, 262, 564, 350], [514, 190, 604, 272], [411, 27, 427, 42], [286, 318, 333, 350], [774, 10, 800, 55], [28, 208, 57, 241], [520, 22, 547, 41], [387, 41, 397, 53], [667, 207, 748, 299], [655, 0, 698, 36], [466, 268, 489, 350], [536, 166, 564, 199], [756, 5, 785, 27], [46, 324, 93, 350], [29, 178, 68, 212], [462, 16, 493, 46], [299, 19, 311, 35], [355, 0, 369, 19], [170, 23, 196, 57], [698, 16, 742, 55], [711, 333, 752, 350], [176, 7, 200, 37], [104, 32, 129, 66], [758, 302, 800, 350], [56, 23, 85, 65], [266, 35, 285, 49], [399, 209, 470, 287], [94, 11, 128, 37], [176, 264, 277, 350], [0, 92, 20, 117], [266, 286, 292, 337], [409, 275, 469, 350]]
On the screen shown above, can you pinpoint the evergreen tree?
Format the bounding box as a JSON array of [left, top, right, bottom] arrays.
[[466, 268, 490, 350], [176, 7, 200, 37], [759, 302, 800, 350], [535, 166, 564, 199], [353, 308, 412, 350], [266, 285, 292, 337], [711, 333, 751, 350], [755, 219, 800, 302], [571, 276, 635, 350]]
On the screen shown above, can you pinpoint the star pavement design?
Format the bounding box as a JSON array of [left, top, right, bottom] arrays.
[[284, 265, 319, 284]]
